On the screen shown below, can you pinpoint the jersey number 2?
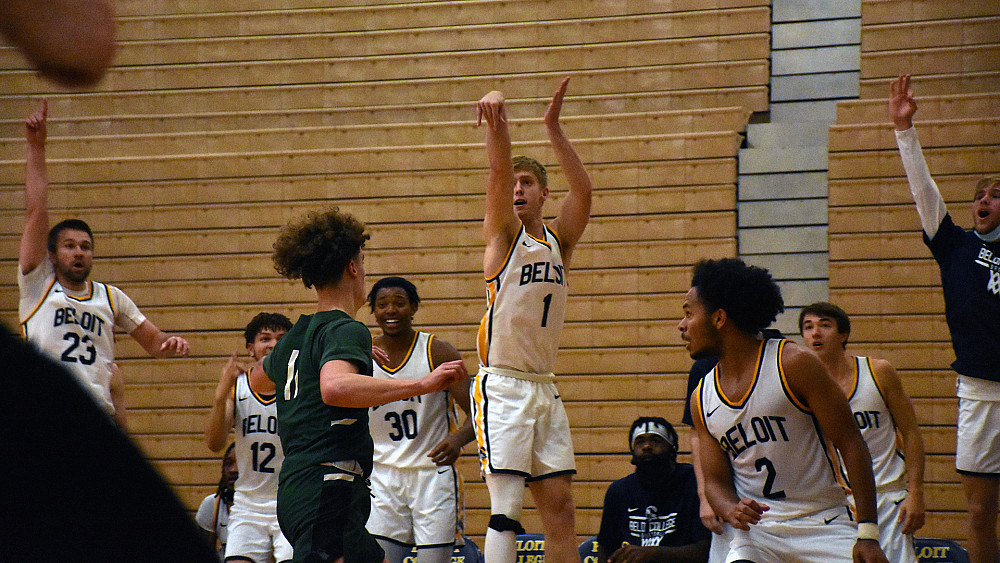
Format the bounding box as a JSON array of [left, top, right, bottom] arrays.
[[755, 457, 786, 500]]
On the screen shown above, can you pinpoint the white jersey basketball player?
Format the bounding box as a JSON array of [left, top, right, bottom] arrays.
[[18, 100, 189, 427], [205, 313, 294, 563], [801, 302, 924, 563], [475, 78, 593, 563], [366, 277, 474, 563], [682, 258, 888, 563]]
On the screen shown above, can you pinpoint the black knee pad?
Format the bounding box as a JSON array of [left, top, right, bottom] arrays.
[[488, 514, 525, 535]]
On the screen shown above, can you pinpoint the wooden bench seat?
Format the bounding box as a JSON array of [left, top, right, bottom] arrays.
[[0, 110, 753, 162], [109, 2, 770, 39], [0, 108, 752, 160], [835, 93, 1000, 124], [83, 20, 771, 66], [0, 103, 751, 138], [0, 164, 738, 211], [0, 130, 744, 184], [861, 0, 1000, 26], [0, 86, 769, 131], [862, 16, 1000, 51], [828, 117, 1000, 152], [111, 0, 771, 18]]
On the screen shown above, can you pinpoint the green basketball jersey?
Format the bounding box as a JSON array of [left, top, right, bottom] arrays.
[[263, 310, 374, 478]]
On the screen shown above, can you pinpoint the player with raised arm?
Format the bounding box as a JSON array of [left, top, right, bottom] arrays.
[[205, 313, 295, 563], [682, 259, 888, 563], [253, 208, 466, 563], [366, 276, 475, 563], [889, 74, 1000, 563], [18, 99, 189, 423], [799, 302, 924, 562], [474, 77, 593, 563]]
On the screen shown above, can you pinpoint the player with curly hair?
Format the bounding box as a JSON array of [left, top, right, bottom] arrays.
[[682, 258, 888, 563], [254, 207, 467, 563]]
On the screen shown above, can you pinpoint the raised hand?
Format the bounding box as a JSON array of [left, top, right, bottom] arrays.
[[476, 90, 507, 128], [544, 76, 571, 129], [24, 99, 48, 147], [888, 75, 917, 131]]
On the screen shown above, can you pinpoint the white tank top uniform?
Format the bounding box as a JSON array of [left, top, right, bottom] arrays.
[[368, 331, 465, 547], [371, 332, 461, 469], [18, 260, 145, 415], [477, 225, 567, 378], [696, 338, 848, 521], [842, 357, 916, 563], [232, 373, 284, 511], [472, 225, 576, 478]]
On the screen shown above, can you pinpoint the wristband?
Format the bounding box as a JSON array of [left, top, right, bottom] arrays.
[[857, 522, 880, 542]]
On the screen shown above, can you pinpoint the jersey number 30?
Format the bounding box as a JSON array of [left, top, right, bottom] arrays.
[[385, 409, 418, 441]]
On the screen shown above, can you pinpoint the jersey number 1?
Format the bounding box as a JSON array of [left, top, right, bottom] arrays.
[[541, 293, 553, 327]]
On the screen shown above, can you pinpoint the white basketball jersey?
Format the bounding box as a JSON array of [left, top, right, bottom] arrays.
[[696, 339, 848, 520], [233, 373, 284, 510], [477, 225, 567, 374], [371, 332, 460, 470], [19, 261, 144, 415], [843, 357, 907, 491]]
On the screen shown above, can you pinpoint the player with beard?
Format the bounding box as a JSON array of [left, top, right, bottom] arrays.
[[17, 100, 190, 423], [597, 417, 710, 563]]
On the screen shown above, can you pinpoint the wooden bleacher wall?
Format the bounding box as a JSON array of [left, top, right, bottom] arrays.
[[0, 0, 767, 542], [828, 0, 1000, 543], [8, 0, 993, 548]]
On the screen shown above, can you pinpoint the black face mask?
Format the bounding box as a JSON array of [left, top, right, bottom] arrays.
[[631, 451, 676, 488]]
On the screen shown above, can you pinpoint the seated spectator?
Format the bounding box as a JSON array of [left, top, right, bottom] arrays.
[[196, 443, 238, 560], [597, 417, 710, 563]]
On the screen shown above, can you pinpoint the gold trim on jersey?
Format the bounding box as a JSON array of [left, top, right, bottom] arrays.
[[715, 339, 766, 408], [424, 333, 435, 372], [693, 378, 706, 427], [19, 276, 58, 334], [845, 357, 861, 400], [377, 331, 421, 374], [63, 280, 96, 302], [776, 339, 811, 413], [484, 226, 523, 283], [250, 387, 277, 405]]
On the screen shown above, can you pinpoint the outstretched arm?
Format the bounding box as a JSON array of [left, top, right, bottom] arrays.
[[477, 90, 520, 275], [889, 75, 947, 238], [545, 78, 592, 266], [130, 319, 191, 359], [427, 338, 474, 466], [321, 358, 467, 408], [872, 358, 925, 535], [20, 99, 50, 275]]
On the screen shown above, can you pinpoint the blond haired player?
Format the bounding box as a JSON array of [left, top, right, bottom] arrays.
[[474, 77, 593, 563]]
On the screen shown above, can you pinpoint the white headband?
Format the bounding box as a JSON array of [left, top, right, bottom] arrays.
[[631, 421, 674, 449]]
